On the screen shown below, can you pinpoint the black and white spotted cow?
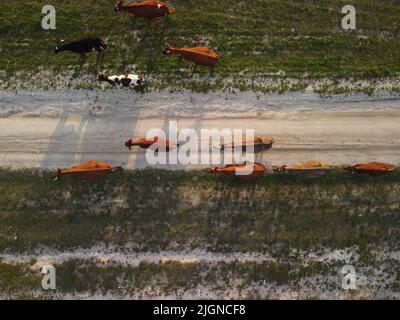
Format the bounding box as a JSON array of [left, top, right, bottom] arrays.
[[98, 74, 144, 87]]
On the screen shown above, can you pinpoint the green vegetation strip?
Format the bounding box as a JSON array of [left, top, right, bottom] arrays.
[[0, 259, 336, 298], [1, 257, 400, 299], [0, 168, 399, 253], [1, 1, 400, 92]]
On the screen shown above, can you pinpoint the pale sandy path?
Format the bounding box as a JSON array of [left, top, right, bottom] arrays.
[[2, 246, 397, 268], [1, 90, 400, 169], [0, 249, 275, 268]]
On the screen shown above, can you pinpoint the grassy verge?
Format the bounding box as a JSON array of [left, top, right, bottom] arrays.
[[1, 257, 399, 299], [1, 1, 400, 92], [0, 259, 338, 299], [1, 168, 400, 254]]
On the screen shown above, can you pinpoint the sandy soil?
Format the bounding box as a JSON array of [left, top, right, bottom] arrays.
[[1, 89, 400, 169], [0, 248, 276, 268], [1, 246, 399, 300]]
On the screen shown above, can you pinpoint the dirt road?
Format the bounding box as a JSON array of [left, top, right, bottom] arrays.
[[1, 89, 400, 169]]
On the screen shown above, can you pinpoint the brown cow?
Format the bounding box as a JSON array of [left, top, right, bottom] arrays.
[[114, 1, 175, 19], [162, 43, 220, 67], [125, 137, 178, 151], [273, 160, 333, 176], [217, 136, 274, 153], [208, 162, 266, 179], [343, 162, 396, 176], [55, 160, 122, 180]]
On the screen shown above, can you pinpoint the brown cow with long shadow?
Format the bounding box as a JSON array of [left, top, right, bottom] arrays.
[[208, 162, 266, 180], [55, 161, 122, 180], [125, 137, 178, 151], [162, 43, 220, 73], [216, 136, 274, 153], [273, 160, 333, 176], [114, 1, 175, 19], [343, 162, 396, 176]]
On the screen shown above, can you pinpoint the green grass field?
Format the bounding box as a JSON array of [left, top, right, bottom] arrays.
[[1, 0, 400, 92], [1, 168, 399, 253]]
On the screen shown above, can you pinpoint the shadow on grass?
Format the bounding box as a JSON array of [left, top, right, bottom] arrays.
[[1, 168, 400, 254]]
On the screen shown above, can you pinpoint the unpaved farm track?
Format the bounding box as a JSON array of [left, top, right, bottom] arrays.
[[1, 90, 400, 169]]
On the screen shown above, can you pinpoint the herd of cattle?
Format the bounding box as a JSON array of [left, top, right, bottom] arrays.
[[54, 1, 220, 87], [56, 135, 397, 180], [51, 1, 396, 180]]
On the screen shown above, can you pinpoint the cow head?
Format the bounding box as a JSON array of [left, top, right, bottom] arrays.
[[110, 166, 123, 173], [98, 74, 108, 82], [54, 39, 65, 53], [114, 0, 124, 12], [162, 43, 173, 55], [54, 168, 63, 180], [342, 165, 355, 173], [124, 139, 133, 150], [272, 165, 287, 173], [137, 77, 144, 85], [207, 167, 219, 174]]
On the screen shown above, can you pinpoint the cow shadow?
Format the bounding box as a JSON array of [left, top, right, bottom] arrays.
[[129, 17, 169, 74], [40, 110, 84, 169], [40, 91, 140, 171]]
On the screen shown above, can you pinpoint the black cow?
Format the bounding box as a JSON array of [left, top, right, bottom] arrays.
[[54, 37, 107, 63]]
